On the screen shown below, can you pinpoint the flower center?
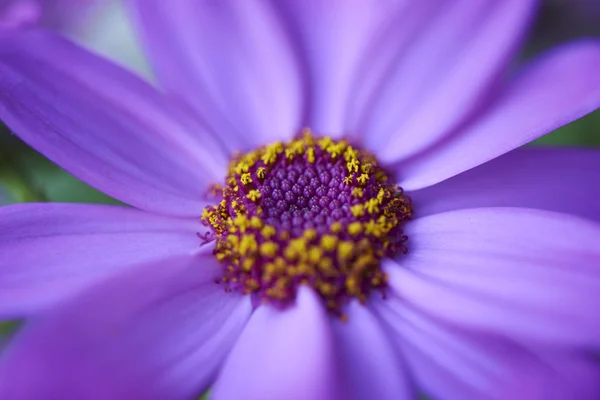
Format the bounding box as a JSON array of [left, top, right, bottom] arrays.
[[202, 129, 412, 315]]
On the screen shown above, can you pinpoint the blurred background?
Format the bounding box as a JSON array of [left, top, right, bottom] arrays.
[[0, 0, 599, 343]]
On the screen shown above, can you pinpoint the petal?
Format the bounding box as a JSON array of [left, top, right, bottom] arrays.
[[38, 0, 105, 31], [373, 300, 600, 400], [0, 29, 228, 216], [0, 0, 40, 30], [212, 288, 341, 400], [398, 40, 600, 190], [353, 0, 535, 160], [272, 0, 401, 134], [128, 0, 304, 151], [0, 203, 204, 318], [389, 208, 600, 347], [410, 148, 600, 222], [0, 254, 252, 400], [332, 302, 413, 400]]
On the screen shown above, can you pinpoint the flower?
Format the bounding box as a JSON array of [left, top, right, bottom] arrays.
[[0, 1, 600, 399]]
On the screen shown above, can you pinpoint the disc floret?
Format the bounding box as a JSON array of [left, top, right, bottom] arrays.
[[202, 129, 412, 314]]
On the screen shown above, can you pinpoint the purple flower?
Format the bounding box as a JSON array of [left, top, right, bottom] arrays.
[[0, 1, 600, 399]]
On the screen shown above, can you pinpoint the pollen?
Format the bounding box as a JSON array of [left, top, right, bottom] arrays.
[[201, 128, 412, 315]]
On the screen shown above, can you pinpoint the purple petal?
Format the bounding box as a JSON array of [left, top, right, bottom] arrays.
[[35, 0, 105, 31], [128, 0, 304, 151], [0, 0, 105, 31], [0, 0, 41, 30], [397, 40, 600, 190], [0, 255, 252, 399], [273, 0, 400, 135], [212, 287, 341, 400], [0, 203, 205, 318], [353, 0, 535, 161], [373, 300, 600, 400], [332, 301, 413, 400], [410, 148, 600, 222], [388, 208, 600, 347], [0, 29, 228, 216]]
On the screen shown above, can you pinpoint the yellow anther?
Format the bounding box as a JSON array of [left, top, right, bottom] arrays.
[[348, 222, 363, 236], [329, 143, 346, 158], [227, 235, 239, 247], [351, 187, 364, 198], [250, 216, 263, 229], [256, 167, 266, 180], [261, 225, 276, 239], [260, 242, 279, 258], [261, 143, 282, 165], [345, 277, 360, 294], [351, 204, 365, 217], [365, 198, 380, 214], [346, 158, 359, 173], [320, 235, 338, 251], [361, 163, 372, 173], [239, 235, 257, 255], [364, 219, 383, 237], [285, 147, 296, 160], [247, 190, 261, 202], [240, 173, 252, 185], [242, 258, 254, 272], [318, 137, 333, 150], [284, 245, 298, 261], [303, 229, 317, 241], [234, 162, 248, 175], [306, 147, 315, 163], [330, 222, 342, 233], [357, 174, 369, 185], [234, 215, 249, 230], [338, 241, 354, 261], [343, 176, 353, 185], [308, 247, 323, 263], [344, 146, 359, 161]]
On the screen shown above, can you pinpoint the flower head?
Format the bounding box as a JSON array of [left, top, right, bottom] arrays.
[[0, 1, 600, 399], [203, 129, 412, 313]]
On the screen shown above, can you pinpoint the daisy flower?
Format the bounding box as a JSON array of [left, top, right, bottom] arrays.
[[0, 1, 599, 399]]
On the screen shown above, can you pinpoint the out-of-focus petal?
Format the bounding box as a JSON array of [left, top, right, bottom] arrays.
[[212, 288, 341, 400], [388, 208, 600, 347], [0, 0, 40, 30], [410, 148, 600, 222], [354, 0, 535, 161], [0, 203, 204, 318], [0, 29, 227, 216], [0, 255, 252, 400], [398, 40, 600, 190], [373, 299, 600, 400], [272, 0, 401, 135], [128, 0, 304, 152], [37, 0, 104, 31], [332, 301, 413, 400]]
